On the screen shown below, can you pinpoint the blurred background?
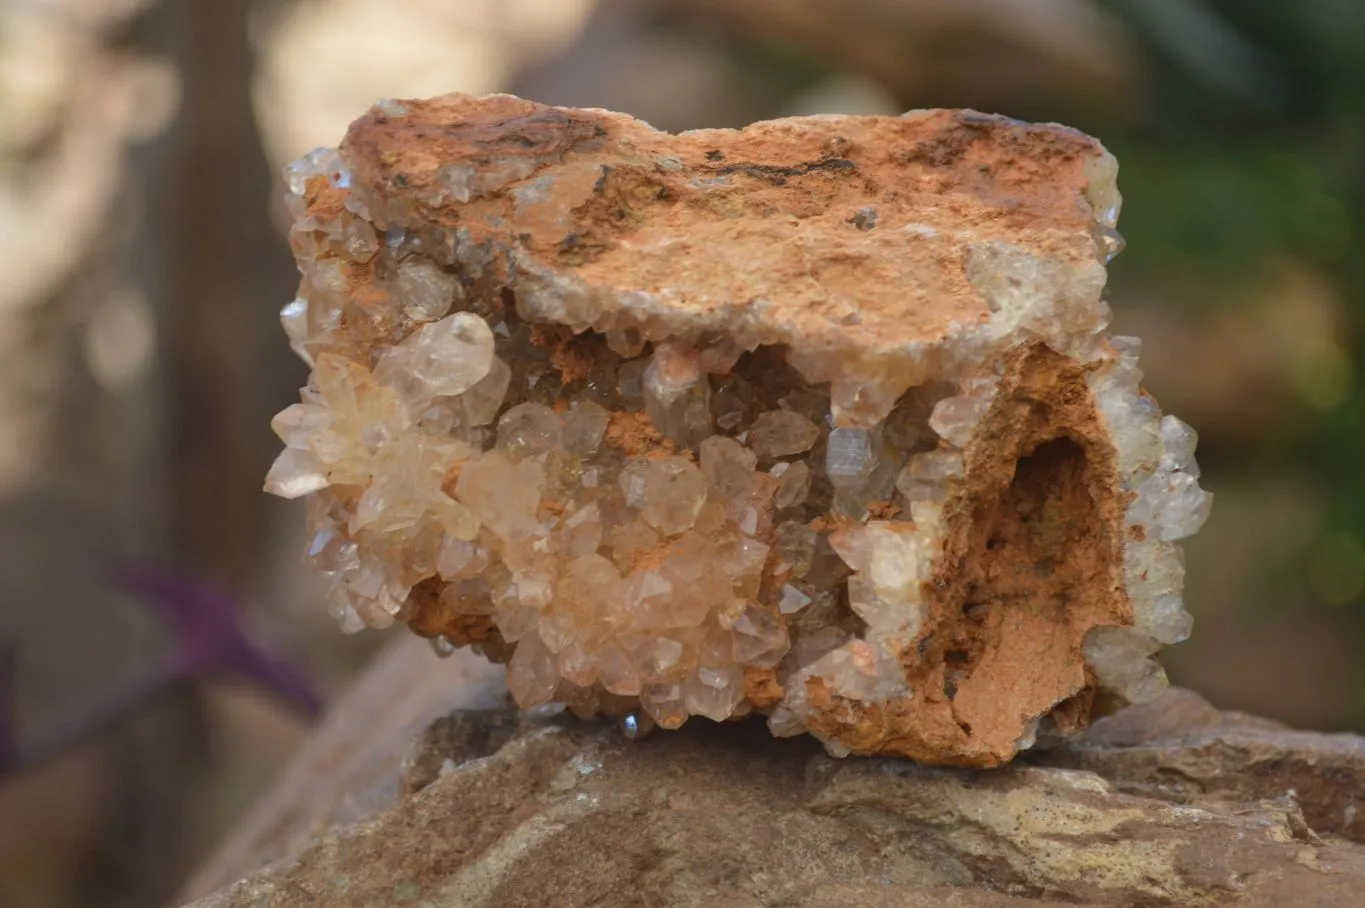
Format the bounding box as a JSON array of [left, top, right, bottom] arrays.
[[1, 0, 1362, 905]]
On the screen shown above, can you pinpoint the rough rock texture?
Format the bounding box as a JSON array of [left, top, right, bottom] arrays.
[[264, 93, 1211, 765], [183, 643, 1365, 908], [180, 638, 507, 898]]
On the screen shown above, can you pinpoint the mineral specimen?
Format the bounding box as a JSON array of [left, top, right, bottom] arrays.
[[265, 93, 1211, 766]]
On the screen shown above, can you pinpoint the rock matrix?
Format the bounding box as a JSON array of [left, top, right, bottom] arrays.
[[266, 93, 1210, 765]]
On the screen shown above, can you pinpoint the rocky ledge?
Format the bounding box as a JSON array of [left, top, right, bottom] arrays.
[[182, 638, 1365, 907]]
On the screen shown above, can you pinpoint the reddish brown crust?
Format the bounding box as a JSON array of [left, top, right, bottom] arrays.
[[603, 411, 665, 457], [742, 667, 785, 710], [337, 95, 1108, 359], [406, 578, 499, 647], [803, 345, 1130, 766]]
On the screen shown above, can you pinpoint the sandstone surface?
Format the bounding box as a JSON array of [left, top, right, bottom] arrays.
[[183, 637, 1365, 908]]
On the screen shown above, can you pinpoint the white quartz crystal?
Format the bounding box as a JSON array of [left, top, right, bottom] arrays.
[[373, 312, 495, 406]]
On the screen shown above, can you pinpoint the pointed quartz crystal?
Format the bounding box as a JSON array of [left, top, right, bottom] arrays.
[[623, 456, 708, 537], [748, 410, 821, 459], [264, 448, 330, 498], [373, 312, 495, 406]]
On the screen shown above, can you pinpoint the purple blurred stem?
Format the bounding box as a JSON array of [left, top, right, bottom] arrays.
[[0, 563, 324, 779], [111, 562, 323, 718]]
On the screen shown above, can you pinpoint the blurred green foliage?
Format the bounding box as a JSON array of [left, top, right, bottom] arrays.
[[1095, 0, 1365, 612]]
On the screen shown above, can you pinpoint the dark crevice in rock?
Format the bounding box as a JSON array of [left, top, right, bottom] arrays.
[[400, 706, 520, 794]]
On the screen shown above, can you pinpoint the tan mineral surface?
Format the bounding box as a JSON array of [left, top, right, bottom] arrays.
[[182, 639, 1365, 908], [265, 93, 1211, 766]]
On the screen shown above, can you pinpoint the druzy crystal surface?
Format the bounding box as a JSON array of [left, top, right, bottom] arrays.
[[265, 94, 1211, 766]]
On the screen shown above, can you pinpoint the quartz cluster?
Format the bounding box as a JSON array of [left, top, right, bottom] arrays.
[[265, 94, 1211, 766]]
